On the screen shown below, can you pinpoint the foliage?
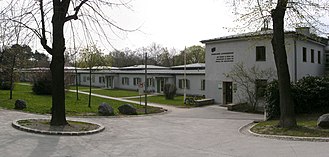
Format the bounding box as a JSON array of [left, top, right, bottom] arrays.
[[173, 45, 205, 65], [163, 83, 177, 99], [265, 76, 329, 119], [32, 78, 52, 95], [264, 80, 280, 119], [293, 76, 329, 114], [77, 45, 110, 68], [0, 81, 13, 90], [225, 62, 275, 111]]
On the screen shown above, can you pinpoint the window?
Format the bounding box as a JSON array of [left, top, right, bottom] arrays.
[[86, 76, 90, 81], [99, 77, 105, 83], [256, 46, 266, 61], [318, 51, 321, 64], [178, 79, 190, 89], [303, 47, 307, 62], [92, 76, 95, 83], [122, 77, 129, 85], [201, 79, 205, 90], [255, 79, 267, 98], [83, 76, 86, 82], [311, 49, 314, 63], [211, 47, 216, 52], [147, 78, 155, 87], [133, 78, 141, 86]]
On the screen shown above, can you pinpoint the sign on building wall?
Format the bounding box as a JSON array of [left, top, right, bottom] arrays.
[[211, 52, 234, 63]]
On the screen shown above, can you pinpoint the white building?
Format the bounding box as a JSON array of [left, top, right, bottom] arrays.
[[76, 63, 206, 96], [201, 27, 329, 105]]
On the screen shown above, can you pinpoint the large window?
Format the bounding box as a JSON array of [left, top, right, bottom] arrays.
[[178, 79, 190, 89], [255, 79, 267, 98], [201, 79, 205, 91], [256, 46, 266, 61], [311, 49, 314, 63], [318, 51, 321, 64], [147, 78, 155, 87], [99, 77, 105, 84], [122, 77, 129, 85], [303, 47, 307, 62], [133, 77, 141, 86], [83, 76, 86, 82]]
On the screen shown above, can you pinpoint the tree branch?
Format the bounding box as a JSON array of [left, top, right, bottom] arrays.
[[65, 0, 88, 22], [40, 0, 52, 55]]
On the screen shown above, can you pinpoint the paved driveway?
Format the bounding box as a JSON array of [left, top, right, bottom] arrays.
[[0, 105, 328, 157]]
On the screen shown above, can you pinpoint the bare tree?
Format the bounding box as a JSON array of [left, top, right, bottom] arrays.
[[225, 62, 275, 111], [1, 0, 132, 126], [230, 0, 329, 128]]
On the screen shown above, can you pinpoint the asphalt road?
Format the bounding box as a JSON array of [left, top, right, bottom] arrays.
[[0, 105, 328, 157]]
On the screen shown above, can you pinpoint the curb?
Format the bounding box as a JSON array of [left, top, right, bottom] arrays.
[[239, 122, 329, 142], [12, 118, 105, 136]]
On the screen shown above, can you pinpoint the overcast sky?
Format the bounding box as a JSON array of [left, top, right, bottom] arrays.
[[107, 0, 235, 51]]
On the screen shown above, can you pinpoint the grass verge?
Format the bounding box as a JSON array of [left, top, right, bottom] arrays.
[[0, 83, 163, 116], [130, 95, 196, 107], [251, 115, 329, 137], [68, 85, 139, 97]]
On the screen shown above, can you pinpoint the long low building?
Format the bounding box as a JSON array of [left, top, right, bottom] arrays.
[[19, 63, 206, 97]]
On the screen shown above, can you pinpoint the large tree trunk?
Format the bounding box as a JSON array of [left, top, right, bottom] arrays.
[[271, 1, 297, 128], [50, 1, 69, 126]]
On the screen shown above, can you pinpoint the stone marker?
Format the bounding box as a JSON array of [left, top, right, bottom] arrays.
[[118, 104, 137, 115], [14, 99, 26, 110], [317, 114, 329, 129], [98, 102, 114, 116]]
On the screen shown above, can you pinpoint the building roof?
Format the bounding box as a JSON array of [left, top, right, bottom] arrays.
[[200, 28, 327, 45], [171, 63, 205, 69], [91, 66, 119, 70], [120, 65, 169, 70]]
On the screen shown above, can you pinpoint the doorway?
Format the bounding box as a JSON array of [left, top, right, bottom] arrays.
[[156, 78, 165, 93], [106, 76, 113, 89], [223, 82, 233, 104]]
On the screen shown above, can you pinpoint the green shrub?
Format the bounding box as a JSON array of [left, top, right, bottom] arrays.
[[163, 84, 177, 100], [265, 76, 329, 119], [32, 78, 52, 95], [0, 81, 13, 90], [264, 80, 280, 119], [293, 76, 329, 114]]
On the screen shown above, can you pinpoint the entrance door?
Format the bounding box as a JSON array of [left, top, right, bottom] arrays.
[[156, 78, 165, 93], [106, 76, 112, 89], [223, 82, 233, 104]]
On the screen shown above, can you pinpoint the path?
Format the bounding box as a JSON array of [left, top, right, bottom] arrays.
[[1, 89, 329, 156]]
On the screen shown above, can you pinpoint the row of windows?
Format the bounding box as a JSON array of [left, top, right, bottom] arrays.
[[302, 47, 321, 64], [83, 76, 206, 90], [122, 77, 156, 87]]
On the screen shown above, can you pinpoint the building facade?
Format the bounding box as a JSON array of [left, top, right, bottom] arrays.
[[201, 28, 329, 105]]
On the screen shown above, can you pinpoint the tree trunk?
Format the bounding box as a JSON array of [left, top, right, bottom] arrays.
[[50, 1, 68, 126], [271, 1, 297, 128]]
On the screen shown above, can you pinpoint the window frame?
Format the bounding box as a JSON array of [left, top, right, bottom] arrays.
[[256, 46, 266, 61], [311, 49, 314, 63], [302, 47, 307, 62]]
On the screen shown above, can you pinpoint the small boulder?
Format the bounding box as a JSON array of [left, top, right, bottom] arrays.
[[317, 114, 329, 129], [118, 104, 137, 115], [98, 102, 114, 116], [14, 99, 26, 110]]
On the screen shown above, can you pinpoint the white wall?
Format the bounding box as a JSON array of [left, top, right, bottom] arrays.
[[175, 74, 205, 96], [204, 36, 326, 104]]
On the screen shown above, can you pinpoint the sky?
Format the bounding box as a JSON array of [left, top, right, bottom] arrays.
[[39, 0, 236, 54], [106, 0, 235, 51]]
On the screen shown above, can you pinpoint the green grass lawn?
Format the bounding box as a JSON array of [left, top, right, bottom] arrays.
[[251, 115, 329, 137], [0, 84, 163, 116], [68, 85, 139, 97], [130, 95, 195, 107]]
